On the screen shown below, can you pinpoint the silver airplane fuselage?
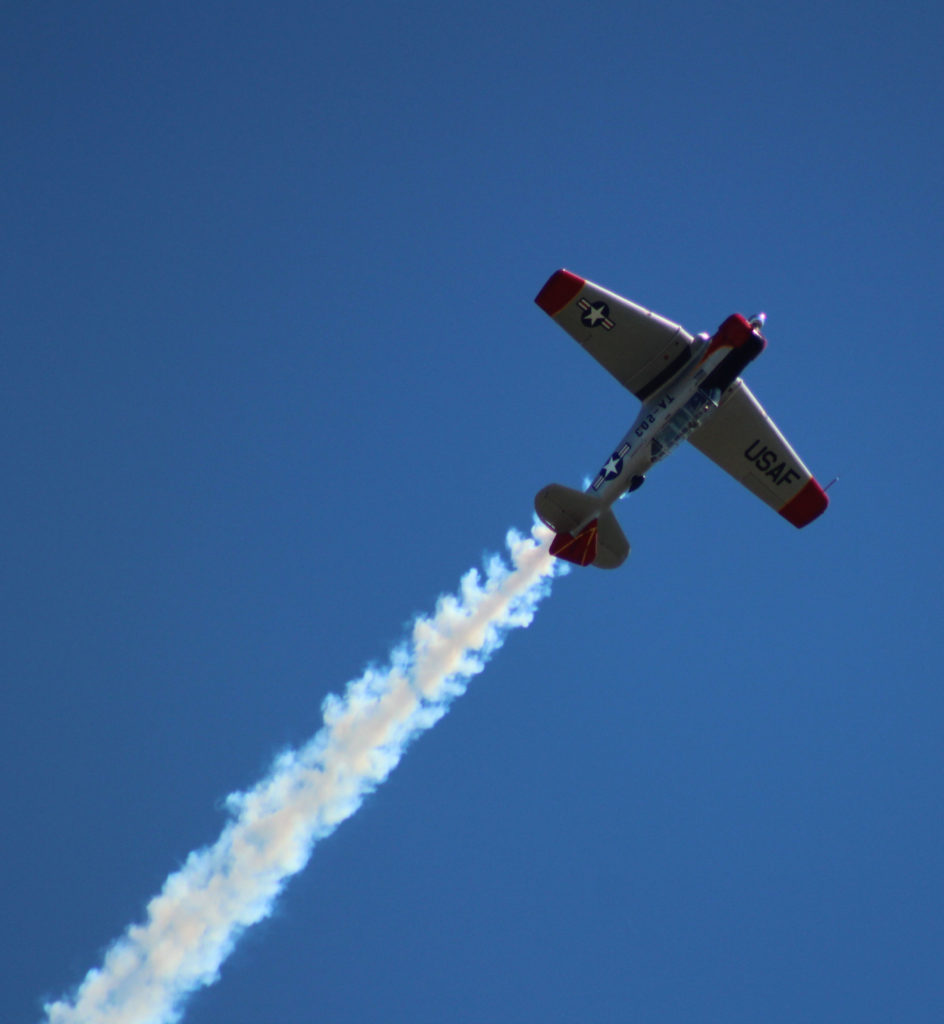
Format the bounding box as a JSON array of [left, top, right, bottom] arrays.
[[579, 317, 766, 528]]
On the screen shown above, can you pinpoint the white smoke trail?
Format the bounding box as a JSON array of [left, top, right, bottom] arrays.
[[44, 523, 562, 1024]]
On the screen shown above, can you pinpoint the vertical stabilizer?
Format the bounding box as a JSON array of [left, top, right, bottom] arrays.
[[535, 485, 629, 569]]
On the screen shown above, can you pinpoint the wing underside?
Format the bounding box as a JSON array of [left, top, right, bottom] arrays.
[[687, 379, 828, 527], [535, 269, 695, 400]]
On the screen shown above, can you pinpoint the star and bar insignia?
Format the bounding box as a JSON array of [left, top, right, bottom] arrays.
[[591, 445, 630, 490], [577, 298, 615, 331]]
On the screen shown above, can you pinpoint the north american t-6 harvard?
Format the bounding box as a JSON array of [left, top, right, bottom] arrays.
[[533, 269, 828, 568]]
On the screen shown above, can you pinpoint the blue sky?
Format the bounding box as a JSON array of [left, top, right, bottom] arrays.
[[4, 2, 943, 1021]]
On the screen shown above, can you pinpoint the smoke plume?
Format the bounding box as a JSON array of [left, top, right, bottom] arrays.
[[44, 523, 561, 1024]]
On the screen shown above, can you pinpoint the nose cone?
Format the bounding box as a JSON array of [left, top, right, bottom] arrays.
[[749, 312, 767, 332]]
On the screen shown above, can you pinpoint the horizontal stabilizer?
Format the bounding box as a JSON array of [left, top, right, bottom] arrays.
[[535, 483, 600, 536], [536, 485, 629, 569], [594, 508, 630, 568]]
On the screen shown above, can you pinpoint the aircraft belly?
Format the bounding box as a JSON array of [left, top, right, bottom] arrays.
[[591, 447, 652, 505]]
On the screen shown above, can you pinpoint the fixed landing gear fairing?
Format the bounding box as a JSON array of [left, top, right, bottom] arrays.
[[534, 270, 829, 569]]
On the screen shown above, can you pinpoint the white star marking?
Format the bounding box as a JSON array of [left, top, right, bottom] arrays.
[[603, 456, 622, 477]]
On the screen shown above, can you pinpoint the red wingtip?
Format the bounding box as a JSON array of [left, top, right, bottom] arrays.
[[779, 479, 830, 528], [549, 520, 598, 566], [535, 269, 585, 317]]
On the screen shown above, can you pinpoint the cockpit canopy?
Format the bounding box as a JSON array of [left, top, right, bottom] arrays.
[[649, 387, 722, 463]]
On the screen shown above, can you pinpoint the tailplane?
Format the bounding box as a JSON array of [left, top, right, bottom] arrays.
[[535, 484, 630, 569]]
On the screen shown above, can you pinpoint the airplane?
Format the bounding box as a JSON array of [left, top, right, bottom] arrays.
[[533, 269, 829, 568]]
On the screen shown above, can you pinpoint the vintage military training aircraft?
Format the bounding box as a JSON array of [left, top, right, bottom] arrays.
[[534, 269, 829, 568]]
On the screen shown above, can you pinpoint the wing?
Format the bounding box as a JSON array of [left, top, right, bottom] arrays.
[[687, 379, 829, 527], [535, 269, 695, 400]]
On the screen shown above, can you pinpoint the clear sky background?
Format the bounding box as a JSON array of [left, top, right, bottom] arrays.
[[4, 2, 943, 1022]]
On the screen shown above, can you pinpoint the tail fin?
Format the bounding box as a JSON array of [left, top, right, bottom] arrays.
[[535, 484, 630, 569]]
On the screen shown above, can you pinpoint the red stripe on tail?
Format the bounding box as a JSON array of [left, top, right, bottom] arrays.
[[549, 520, 598, 566]]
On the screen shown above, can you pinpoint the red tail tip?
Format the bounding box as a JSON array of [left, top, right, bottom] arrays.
[[549, 519, 598, 566]]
